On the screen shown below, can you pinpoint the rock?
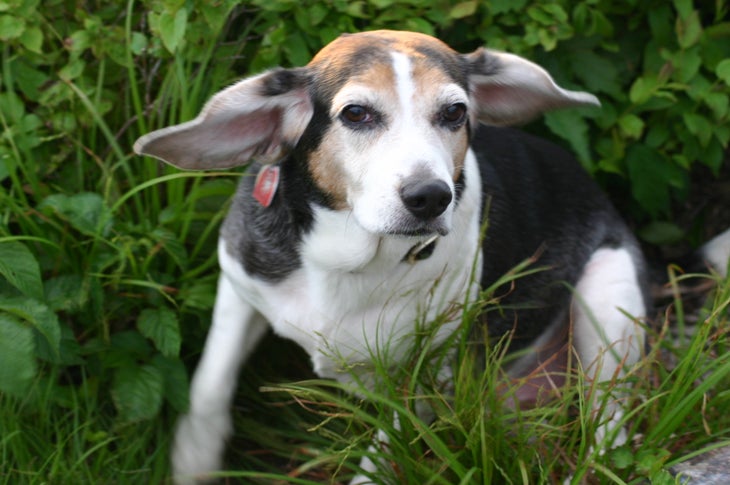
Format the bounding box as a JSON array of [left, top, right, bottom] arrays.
[[671, 445, 730, 484]]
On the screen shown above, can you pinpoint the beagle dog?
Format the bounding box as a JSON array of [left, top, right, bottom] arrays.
[[134, 30, 730, 483]]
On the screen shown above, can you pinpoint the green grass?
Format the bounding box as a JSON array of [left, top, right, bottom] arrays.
[[2, 271, 728, 484], [2, 3, 730, 484]]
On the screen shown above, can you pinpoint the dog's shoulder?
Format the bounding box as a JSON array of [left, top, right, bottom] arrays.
[[220, 162, 311, 282]]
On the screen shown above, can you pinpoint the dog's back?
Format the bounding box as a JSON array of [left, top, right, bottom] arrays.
[[473, 125, 650, 349]]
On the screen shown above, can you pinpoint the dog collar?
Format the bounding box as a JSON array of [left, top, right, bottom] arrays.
[[404, 235, 439, 264]]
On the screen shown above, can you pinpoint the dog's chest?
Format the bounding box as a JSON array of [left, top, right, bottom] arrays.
[[218, 204, 481, 383]]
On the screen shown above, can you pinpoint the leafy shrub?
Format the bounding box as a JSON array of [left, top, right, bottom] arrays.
[[0, 0, 727, 445]]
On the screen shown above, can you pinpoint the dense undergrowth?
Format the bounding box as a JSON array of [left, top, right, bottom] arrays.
[[1, 1, 729, 483]]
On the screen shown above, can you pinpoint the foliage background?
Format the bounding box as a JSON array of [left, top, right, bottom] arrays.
[[1, 0, 729, 482]]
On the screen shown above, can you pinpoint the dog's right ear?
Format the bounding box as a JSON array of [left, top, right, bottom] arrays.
[[134, 68, 312, 169]]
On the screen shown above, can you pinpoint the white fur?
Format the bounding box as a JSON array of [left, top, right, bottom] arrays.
[[571, 247, 646, 447], [172, 276, 268, 484], [701, 228, 730, 278]]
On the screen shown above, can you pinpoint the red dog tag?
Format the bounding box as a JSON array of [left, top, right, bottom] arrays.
[[252, 165, 280, 207]]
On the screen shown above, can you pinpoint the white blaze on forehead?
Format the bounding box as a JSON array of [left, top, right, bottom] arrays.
[[391, 51, 416, 117]]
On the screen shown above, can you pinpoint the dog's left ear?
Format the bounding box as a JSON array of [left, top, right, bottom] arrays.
[[466, 48, 599, 126], [134, 68, 312, 169]]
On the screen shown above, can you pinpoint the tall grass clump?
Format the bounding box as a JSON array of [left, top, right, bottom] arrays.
[[1, 1, 728, 483]]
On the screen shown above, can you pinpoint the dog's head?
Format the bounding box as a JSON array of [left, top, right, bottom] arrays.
[[135, 30, 598, 237]]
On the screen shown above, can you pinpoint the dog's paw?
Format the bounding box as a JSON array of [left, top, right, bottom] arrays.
[[349, 474, 375, 485], [171, 412, 232, 484]]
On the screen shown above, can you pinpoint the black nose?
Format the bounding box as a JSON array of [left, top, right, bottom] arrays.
[[399, 178, 453, 220]]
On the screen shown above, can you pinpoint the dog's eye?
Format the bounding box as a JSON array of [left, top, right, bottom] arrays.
[[440, 103, 467, 126], [340, 105, 374, 126]]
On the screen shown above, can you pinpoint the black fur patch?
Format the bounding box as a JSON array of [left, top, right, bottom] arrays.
[[472, 125, 649, 350], [259, 68, 311, 97]]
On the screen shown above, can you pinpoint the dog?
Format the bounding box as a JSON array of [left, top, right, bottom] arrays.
[[134, 30, 730, 483]]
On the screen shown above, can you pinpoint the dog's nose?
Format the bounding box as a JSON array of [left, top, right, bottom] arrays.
[[400, 178, 453, 219]]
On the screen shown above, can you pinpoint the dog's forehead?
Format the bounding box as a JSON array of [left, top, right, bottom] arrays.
[[307, 30, 468, 92]]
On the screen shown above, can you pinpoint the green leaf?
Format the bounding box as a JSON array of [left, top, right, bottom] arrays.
[[672, 0, 693, 20], [626, 144, 671, 217], [44, 274, 87, 312], [39, 192, 112, 236], [112, 363, 164, 422], [682, 113, 712, 146], [0, 241, 43, 300], [19, 25, 42, 53], [638, 221, 685, 245], [129, 32, 147, 55], [0, 313, 36, 396], [618, 114, 645, 139], [179, 280, 216, 310], [570, 50, 621, 97], [704, 92, 730, 121], [489, 0, 527, 14], [609, 446, 635, 470], [676, 10, 702, 48], [716, 59, 730, 85], [629, 76, 659, 105], [283, 31, 311, 67], [151, 228, 188, 269], [0, 14, 24, 40], [544, 110, 593, 170], [0, 91, 25, 122], [449, 1, 477, 19], [152, 354, 189, 413], [0, 296, 61, 360], [345, 1, 367, 19], [674, 48, 702, 83], [137, 307, 181, 358], [159, 7, 188, 53]]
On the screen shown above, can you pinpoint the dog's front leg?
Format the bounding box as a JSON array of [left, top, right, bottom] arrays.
[[349, 364, 451, 485], [350, 417, 398, 485], [172, 273, 269, 484]]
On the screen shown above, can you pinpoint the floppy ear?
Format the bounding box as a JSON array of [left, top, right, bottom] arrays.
[[134, 68, 313, 169], [466, 48, 599, 126]]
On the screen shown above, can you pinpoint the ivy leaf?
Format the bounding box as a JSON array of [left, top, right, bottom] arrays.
[[0, 295, 61, 360], [449, 1, 477, 19], [0, 313, 36, 396], [0, 14, 24, 40], [19, 25, 43, 53], [544, 110, 593, 170], [675, 10, 702, 48], [152, 354, 189, 413], [629, 76, 659, 105], [137, 307, 181, 358], [716, 59, 730, 85], [112, 363, 164, 422], [683, 112, 713, 146], [638, 221, 685, 245], [626, 144, 671, 217], [0, 241, 43, 300], [39, 192, 112, 237], [570, 50, 621, 97], [618, 114, 645, 140], [159, 7, 188, 54]]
